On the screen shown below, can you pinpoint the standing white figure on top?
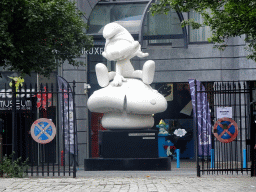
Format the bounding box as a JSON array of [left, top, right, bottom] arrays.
[[87, 22, 167, 129], [96, 22, 154, 87]]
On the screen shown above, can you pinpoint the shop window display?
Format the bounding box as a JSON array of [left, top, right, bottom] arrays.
[[154, 83, 194, 159]]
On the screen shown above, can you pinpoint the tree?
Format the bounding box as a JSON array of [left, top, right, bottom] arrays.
[[0, 0, 93, 77], [150, 0, 256, 61]]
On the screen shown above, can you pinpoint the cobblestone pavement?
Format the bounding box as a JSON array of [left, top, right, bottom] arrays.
[[0, 168, 256, 192]]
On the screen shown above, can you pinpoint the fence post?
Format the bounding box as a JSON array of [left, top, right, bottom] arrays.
[[195, 80, 200, 177], [0, 133, 2, 177], [11, 80, 16, 161], [72, 81, 77, 178]]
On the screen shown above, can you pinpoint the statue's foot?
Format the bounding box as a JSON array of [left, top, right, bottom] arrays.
[[101, 112, 154, 129], [142, 60, 155, 84], [96, 63, 110, 87]]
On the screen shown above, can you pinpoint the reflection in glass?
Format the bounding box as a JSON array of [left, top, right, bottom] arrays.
[[87, 3, 147, 34], [145, 10, 182, 36], [189, 10, 212, 42], [144, 10, 183, 44]]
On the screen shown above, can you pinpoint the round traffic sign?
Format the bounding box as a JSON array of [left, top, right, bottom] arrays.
[[213, 117, 238, 143], [30, 118, 56, 144]]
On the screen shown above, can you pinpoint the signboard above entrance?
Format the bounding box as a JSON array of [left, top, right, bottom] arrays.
[[0, 72, 37, 110], [84, 47, 104, 55]]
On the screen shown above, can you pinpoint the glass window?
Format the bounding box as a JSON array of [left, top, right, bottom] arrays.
[[144, 9, 183, 45], [189, 10, 212, 42], [87, 3, 148, 35], [145, 10, 182, 36]]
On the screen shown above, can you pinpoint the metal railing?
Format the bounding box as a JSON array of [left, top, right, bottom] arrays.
[[192, 80, 255, 177], [0, 80, 77, 178]]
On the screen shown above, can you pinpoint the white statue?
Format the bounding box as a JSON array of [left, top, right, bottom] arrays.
[[87, 23, 167, 129]]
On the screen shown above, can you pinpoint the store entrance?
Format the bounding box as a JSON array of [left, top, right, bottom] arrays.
[[0, 109, 36, 162]]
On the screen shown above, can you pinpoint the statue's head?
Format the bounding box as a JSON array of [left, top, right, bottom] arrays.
[[102, 22, 148, 61]]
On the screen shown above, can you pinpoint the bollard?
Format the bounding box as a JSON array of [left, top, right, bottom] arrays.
[[211, 149, 214, 168], [176, 149, 180, 168], [243, 149, 246, 168]]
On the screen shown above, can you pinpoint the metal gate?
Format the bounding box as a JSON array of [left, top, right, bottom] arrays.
[[0, 78, 77, 177], [191, 80, 255, 176]]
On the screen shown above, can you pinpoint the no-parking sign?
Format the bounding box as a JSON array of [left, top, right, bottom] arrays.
[[213, 117, 238, 143], [30, 118, 56, 144]]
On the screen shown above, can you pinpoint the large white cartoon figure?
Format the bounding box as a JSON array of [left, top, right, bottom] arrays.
[[87, 23, 167, 129]]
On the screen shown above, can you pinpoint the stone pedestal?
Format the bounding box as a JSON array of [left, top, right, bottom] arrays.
[[99, 129, 158, 158], [84, 129, 171, 171]]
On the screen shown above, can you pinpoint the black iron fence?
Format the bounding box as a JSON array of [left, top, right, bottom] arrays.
[[192, 80, 255, 177], [0, 79, 77, 177]]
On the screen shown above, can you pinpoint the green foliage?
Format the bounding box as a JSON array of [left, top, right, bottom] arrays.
[[181, 19, 202, 29], [0, 0, 93, 77], [0, 152, 29, 178], [150, 0, 256, 62]]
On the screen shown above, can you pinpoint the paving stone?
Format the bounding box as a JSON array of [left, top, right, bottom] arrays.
[[1, 166, 256, 192]]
